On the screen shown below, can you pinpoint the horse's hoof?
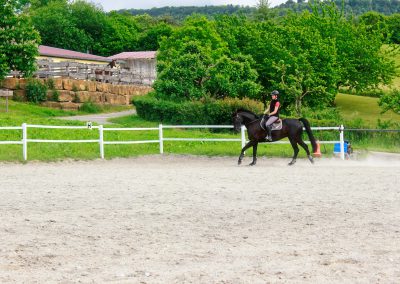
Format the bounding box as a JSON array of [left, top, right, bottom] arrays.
[[238, 160, 242, 165], [308, 156, 314, 164], [288, 160, 296, 166], [249, 162, 256, 166]]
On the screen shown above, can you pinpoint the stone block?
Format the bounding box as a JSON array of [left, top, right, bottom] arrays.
[[60, 102, 80, 110], [2, 78, 18, 89], [87, 81, 96, 92], [63, 79, 73, 90], [52, 78, 63, 89], [76, 91, 90, 102], [77, 80, 87, 91], [13, 90, 26, 101], [90, 92, 103, 103], [41, 101, 62, 109], [58, 90, 73, 102]]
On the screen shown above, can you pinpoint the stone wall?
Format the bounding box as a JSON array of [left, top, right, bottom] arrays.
[[0, 78, 153, 110]]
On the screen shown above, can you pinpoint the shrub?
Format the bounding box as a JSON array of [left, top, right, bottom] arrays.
[[26, 79, 47, 103], [79, 102, 101, 113], [133, 93, 263, 125], [46, 78, 55, 90], [51, 90, 60, 102]]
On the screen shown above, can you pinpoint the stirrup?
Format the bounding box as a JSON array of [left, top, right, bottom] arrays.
[[265, 135, 272, 142]]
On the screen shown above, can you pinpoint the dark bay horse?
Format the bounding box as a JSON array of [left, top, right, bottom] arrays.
[[232, 109, 318, 166]]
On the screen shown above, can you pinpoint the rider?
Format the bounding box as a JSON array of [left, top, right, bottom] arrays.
[[264, 90, 281, 142]]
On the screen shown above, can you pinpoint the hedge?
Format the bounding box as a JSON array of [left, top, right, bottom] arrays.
[[133, 94, 264, 125]]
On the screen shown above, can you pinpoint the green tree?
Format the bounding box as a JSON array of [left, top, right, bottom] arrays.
[[137, 22, 173, 51], [70, 0, 108, 54], [206, 54, 261, 100], [96, 12, 140, 56], [155, 15, 261, 101], [386, 13, 400, 43], [379, 89, 400, 114], [239, 2, 396, 114], [0, 0, 40, 79], [30, 1, 92, 52]]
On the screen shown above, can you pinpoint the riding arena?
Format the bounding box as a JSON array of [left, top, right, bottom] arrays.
[[1, 154, 399, 283]]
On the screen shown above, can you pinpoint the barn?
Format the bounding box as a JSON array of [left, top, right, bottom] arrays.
[[108, 51, 156, 85]]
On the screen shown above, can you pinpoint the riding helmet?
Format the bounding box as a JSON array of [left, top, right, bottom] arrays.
[[271, 90, 279, 96]]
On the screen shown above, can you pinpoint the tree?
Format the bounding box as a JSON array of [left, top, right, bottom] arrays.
[[238, 2, 396, 114], [0, 0, 40, 79], [379, 89, 400, 114], [96, 12, 140, 56], [386, 13, 400, 43], [137, 22, 173, 51], [30, 1, 92, 52], [155, 15, 261, 101], [69, 0, 108, 54]]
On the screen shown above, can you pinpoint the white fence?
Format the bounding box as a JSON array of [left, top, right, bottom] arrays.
[[0, 124, 346, 161]]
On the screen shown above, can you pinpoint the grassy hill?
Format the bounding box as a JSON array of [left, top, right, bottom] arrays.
[[335, 93, 400, 127]]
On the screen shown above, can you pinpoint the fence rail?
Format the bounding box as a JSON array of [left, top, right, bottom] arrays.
[[8, 60, 155, 86], [0, 123, 347, 161]]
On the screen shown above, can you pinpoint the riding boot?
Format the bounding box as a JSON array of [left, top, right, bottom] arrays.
[[265, 125, 272, 142]]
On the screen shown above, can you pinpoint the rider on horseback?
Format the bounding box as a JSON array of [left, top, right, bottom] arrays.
[[264, 90, 281, 141]]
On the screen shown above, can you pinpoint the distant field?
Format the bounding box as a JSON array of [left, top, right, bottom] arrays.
[[335, 93, 400, 126]]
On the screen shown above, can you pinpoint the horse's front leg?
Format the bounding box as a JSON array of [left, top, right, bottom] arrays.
[[238, 140, 254, 165], [249, 143, 258, 166]]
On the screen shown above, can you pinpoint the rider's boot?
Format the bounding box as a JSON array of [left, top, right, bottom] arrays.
[[265, 125, 272, 142]]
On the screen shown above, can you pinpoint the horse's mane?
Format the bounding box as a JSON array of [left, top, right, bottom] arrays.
[[236, 108, 261, 119]]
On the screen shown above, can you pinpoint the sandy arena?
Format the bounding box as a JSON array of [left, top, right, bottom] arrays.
[[0, 154, 399, 283]]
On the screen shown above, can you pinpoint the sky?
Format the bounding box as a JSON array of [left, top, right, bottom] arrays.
[[93, 0, 287, 12]]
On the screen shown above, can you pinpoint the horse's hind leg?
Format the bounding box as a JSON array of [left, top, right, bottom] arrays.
[[298, 139, 314, 164], [238, 140, 255, 165], [288, 138, 299, 166], [249, 143, 258, 166]]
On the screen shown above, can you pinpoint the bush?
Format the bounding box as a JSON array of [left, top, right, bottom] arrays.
[[133, 93, 263, 125], [46, 78, 55, 90], [51, 90, 60, 102], [26, 79, 47, 103], [79, 102, 101, 113]]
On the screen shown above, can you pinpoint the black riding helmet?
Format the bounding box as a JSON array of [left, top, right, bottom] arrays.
[[271, 90, 279, 96]]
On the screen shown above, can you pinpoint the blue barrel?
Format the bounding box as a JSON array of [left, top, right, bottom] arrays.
[[334, 142, 348, 153]]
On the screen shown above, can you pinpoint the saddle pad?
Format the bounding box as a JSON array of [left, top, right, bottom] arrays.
[[260, 118, 282, 131], [271, 119, 282, 131]]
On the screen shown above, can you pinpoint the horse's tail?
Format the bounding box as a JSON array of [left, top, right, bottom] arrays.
[[299, 118, 317, 153]]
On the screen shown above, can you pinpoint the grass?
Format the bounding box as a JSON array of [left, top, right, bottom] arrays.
[[334, 93, 400, 127], [334, 93, 400, 153]]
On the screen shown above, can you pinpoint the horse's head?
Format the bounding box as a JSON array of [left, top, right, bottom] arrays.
[[232, 111, 243, 133]]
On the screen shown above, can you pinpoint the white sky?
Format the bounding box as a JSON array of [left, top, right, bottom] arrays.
[[93, 0, 287, 11]]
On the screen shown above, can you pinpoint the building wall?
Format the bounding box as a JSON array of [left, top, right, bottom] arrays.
[[38, 55, 110, 65], [121, 58, 156, 85]]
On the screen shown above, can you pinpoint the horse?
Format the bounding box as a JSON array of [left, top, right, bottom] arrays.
[[232, 109, 319, 166]]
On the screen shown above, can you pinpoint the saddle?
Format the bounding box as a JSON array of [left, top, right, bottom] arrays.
[[260, 117, 282, 131]]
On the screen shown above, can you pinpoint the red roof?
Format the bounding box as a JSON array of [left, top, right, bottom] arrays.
[[108, 51, 156, 60], [39, 45, 110, 62]]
